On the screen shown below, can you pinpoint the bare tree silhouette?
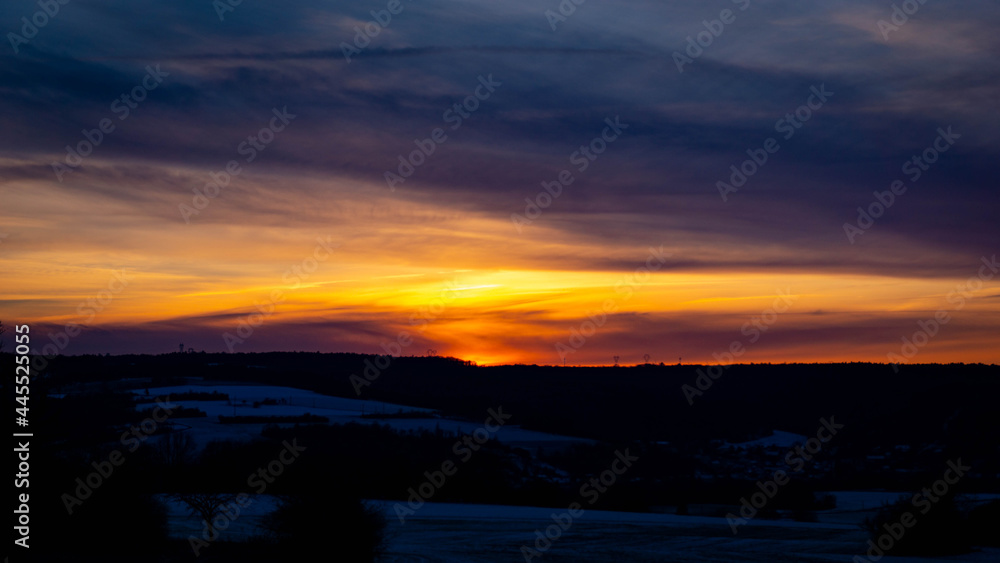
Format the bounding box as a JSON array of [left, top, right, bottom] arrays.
[[170, 493, 240, 541]]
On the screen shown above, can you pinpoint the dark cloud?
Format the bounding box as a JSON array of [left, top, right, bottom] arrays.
[[2, 0, 998, 360]]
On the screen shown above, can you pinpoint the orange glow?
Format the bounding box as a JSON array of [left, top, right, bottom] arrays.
[[1, 159, 998, 365]]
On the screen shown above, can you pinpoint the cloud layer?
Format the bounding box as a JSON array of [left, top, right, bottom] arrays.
[[1, 0, 998, 364]]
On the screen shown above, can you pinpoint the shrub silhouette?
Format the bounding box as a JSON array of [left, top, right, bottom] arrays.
[[862, 494, 970, 556], [966, 499, 1000, 547], [264, 492, 387, 562], [36, 485, 169, 561]]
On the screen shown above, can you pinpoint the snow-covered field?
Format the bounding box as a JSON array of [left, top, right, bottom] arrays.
[[729, 430, 809, 450], [159, 495, 1000, 562], [132, 383, 591, 451], [814, 491, 1000, 527], [133, 384, 435, 418], [374, 501, 1000, 562]]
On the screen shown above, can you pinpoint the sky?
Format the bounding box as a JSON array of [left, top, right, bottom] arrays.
[[1, 0, 998, 366]]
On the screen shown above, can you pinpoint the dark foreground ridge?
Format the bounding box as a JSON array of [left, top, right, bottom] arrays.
[[4, 352, 998, 561]]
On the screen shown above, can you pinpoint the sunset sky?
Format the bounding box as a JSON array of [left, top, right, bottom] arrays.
[[1, 0, 998, 366]]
